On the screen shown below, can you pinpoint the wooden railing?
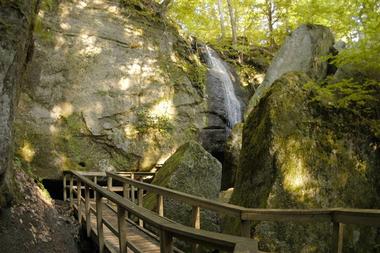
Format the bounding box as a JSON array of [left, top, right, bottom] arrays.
[[105, 171, 380, 253], [63, 171, 258, 253]]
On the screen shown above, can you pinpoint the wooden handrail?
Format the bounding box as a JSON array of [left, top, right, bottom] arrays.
[[74, 171, 156, 177], [107, 171, 245, 217], [107, 171, 380, 224], [63, 171, 258, 253], [103, 171, 380, 253]]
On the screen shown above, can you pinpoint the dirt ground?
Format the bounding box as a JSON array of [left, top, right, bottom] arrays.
[[0, 168, 81, 253]]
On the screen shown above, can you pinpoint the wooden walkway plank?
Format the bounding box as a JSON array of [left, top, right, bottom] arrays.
[[76, 200, 160, 253]]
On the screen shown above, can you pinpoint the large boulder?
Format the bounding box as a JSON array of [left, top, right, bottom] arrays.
[[0, 0, 39, 207], [245, 24, 334, 118], [14, 0, 208, 178], [230, 72, 380, 252], [222, 123, 243, 190], [144, 141, 222, 232]]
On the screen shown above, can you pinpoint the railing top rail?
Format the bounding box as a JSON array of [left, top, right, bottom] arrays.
[[117, 171, 157, 176], [107, 171, 245, 217], [64, 171, 156, 177], [67, 170, 258, 252], [64, 171, 380, 227], [105, 172, 380, 226]]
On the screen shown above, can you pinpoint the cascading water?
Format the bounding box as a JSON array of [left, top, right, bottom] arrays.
[[204, 46, 242, 127]]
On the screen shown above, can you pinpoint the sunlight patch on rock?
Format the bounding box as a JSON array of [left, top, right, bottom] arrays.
[[150, 100, 175, 119], [19, 142, 36, 163], [50, 102, 74, 120]]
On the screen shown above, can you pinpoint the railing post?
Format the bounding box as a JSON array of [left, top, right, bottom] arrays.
[[192, 206, 200, 229], [138, 187, 144, 227], [96, 193, 104, 253], [332, 222, 344, 253], [107, 176, 112, 192], [160, 230, 173, 253], [157, 194, 164, 217], [240, 220, 251, 238], [70, 175, 74, 208], [93, 176, 97, 201], [117, 205, 127, 253], [192, 206, 200, 253], [131, 173, 135, 203], [123, 182, 130, 199], [63, 174, 67, 201], [85, 185, 91, 237], [77, 180, 82, 224]]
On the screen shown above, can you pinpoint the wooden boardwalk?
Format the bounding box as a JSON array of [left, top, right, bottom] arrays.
[[74, 201, 161, 253], [64, 170, 380, 253]]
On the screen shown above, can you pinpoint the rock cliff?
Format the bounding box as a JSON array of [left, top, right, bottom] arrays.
[[0, 0, 40, 207], [15, 0, 209, 178]]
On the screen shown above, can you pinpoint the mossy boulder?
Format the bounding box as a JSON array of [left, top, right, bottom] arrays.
[[144, 141, 222, 232], [230, 72, 380, 252]]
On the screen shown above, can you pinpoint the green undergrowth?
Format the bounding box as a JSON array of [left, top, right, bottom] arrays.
[[12, 157, 52, 204], [210, 40, 274, 93], [305, 77, 380, 138], [135, 107, 174, 135]]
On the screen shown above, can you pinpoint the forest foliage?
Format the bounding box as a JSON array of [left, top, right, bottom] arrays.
[[155, 0, 379, 136], [157, 0, 379, 73]]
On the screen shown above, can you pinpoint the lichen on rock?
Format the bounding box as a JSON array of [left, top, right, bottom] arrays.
[[144, 141, 222, 232], [14, 0, 209, 178], [230, 72, 380, 252]]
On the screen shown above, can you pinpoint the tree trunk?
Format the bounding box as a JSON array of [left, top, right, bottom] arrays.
[[226, 0, 237, 46], [266, 0, 276, 47], [159, 0, 172, 16], [217, 0, 226, 40]]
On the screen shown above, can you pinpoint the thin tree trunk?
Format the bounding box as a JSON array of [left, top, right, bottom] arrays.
[[217, 0, 226, 40], [266, 0, 276, 47], [226, 0, 237, 46], [159, 0, 172, 15]]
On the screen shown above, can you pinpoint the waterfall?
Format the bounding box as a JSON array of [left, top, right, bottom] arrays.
[[204, 46, 242, 127]]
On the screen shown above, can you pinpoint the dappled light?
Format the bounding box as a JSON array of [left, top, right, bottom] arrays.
[[19, 141, 36, 162], [150, 99, 175, 119], [283, 157, 309, 193], [1, 0, 379, 252], [49, 124, 59, 134], [118, 77, 131, 90], [123, 124, 138, 138], [78, 34, 102, 57], [50, 102, 74, 120], [59, 22, 71, 31]]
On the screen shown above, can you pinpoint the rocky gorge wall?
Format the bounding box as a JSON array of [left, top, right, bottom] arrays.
[[230, 25, 380, 252], [14, 0, 212, 179], [0, 0, 40, 207]]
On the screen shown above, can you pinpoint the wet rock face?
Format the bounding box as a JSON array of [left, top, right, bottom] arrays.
[[145, 141, 222, 232], [15, 0, 208, 178], [199, 46, 247, 159], [222, 122, 243, 190], [245, 24, 335, 117], [231, 72, 380, 252], [0, 0, 39, 207]]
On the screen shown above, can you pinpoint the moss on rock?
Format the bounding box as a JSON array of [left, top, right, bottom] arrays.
[[144, 141, 222, 232], [229, 72, 380, 252]]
